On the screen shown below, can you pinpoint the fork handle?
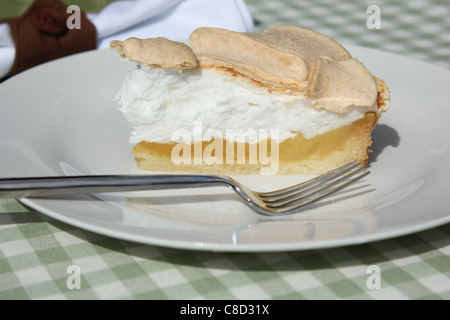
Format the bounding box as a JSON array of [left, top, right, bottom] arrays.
[[0, 175, 231, 199]]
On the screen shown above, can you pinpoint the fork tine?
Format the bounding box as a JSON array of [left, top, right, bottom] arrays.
[[258, 161, 361, 199], [258, 170, 370, 215], [262, 162, 364, 204], [262, 166, 369, 209]]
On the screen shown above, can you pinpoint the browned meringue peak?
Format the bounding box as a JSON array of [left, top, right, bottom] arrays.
[[110, 37, 197, 70], [188, 25, 352, 89], [110, 26, 389, 114], [305, 57, 378, 113], [374, 76, 391, 113], [243, 25, 352, 71]]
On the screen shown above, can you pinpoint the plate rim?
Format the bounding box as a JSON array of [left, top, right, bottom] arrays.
[[19, 197, 450, 252]]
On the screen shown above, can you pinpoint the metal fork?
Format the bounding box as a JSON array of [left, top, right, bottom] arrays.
[[0, 162, 368, 216]]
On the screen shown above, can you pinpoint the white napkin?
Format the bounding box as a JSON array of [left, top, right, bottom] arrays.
[[0, 0, 254, 78]]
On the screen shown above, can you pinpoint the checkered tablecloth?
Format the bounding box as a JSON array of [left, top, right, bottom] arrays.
[[1, 0, 450, 300]]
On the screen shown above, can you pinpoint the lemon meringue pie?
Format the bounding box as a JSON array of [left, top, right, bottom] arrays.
[[111, 25, 390, 175]]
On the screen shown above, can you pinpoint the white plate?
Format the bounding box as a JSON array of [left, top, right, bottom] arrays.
[[1, 46, 449, 252]]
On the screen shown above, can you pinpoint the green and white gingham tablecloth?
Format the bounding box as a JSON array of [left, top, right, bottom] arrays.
[[1, 0, 450, 300]]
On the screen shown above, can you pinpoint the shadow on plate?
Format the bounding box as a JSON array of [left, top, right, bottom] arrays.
[[370, 123, 400, 162]]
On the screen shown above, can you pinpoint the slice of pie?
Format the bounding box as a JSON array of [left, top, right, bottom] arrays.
[[111, 25, 390, 175]]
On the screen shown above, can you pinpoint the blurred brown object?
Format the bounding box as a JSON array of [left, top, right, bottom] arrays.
[[0, 0, 96, 80]]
